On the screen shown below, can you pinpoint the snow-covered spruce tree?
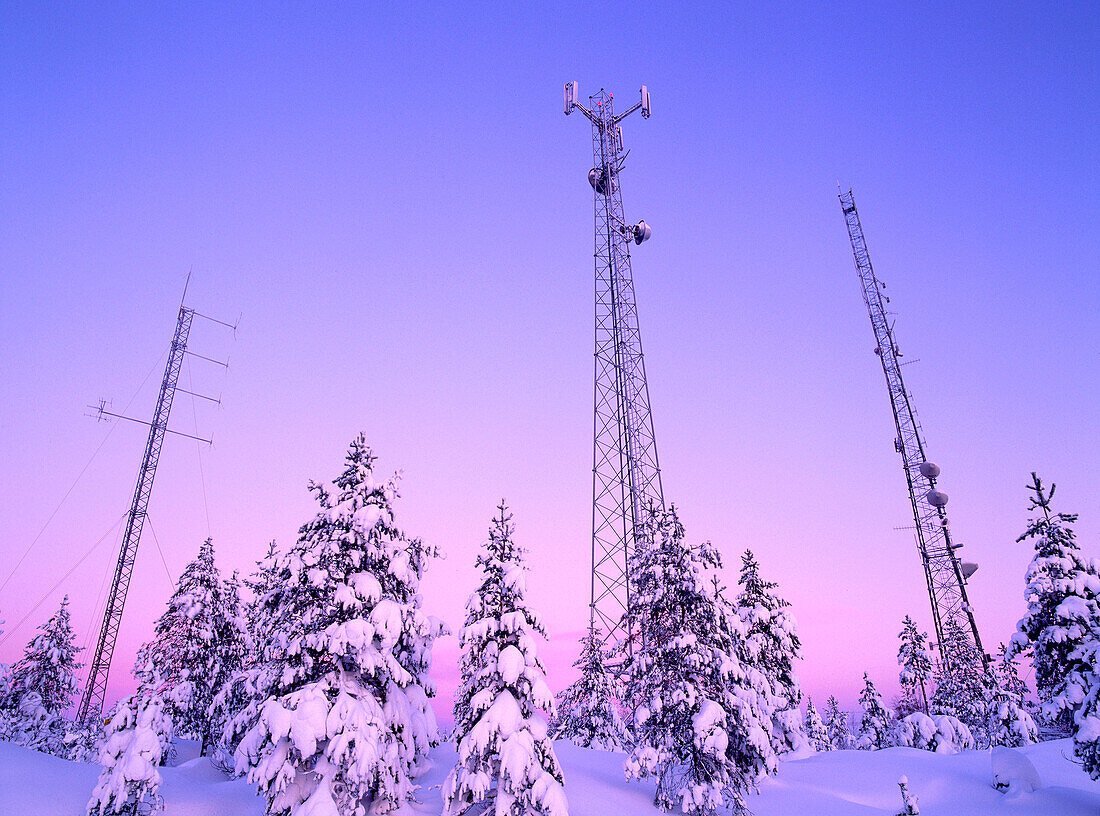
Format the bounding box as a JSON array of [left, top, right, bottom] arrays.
[[856, 674, 893, 750], [736, 550, 806, 756], [929, 617, 994, 746], [444, 502, 566, 816], [551, 626, 630, 751], [803, 697, 829, 752], [206, 570, 251, 767], [823, 696, 852, 750], [1071, 622, 1100, 779], [235, 435, 445, 816], [994, 643, 1030, 708], [5, 595, 82, 717], [1009, 473, 1100, 732], [87, 690, 173, 816], [621, 506, 775, 815], [214, 540, 284, 764], [133, 537, 246, 756], [988, 643, 1038, 747], [896, 616, 932, 716]]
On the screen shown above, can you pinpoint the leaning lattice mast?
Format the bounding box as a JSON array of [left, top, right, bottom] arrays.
[[838, 188, 987, 671], [77, 304, 195, 725], [565, 83, 663, 654]]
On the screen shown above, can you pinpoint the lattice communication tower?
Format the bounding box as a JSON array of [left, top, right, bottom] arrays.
[[78, 290, 231, 725], [839, 188, 988, 671], [565, 82, 663, 655]]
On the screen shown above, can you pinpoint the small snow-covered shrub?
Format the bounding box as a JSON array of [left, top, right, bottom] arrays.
[[893, 712, 973, 754], [895, 775, 919, 815], [856, 674, 893, 750], [87, 692, 173, 816], [803, 698, 829, 751], [5, 691, 63, 754], [553, 629, 630, 751], [823, 696, 853, 750]]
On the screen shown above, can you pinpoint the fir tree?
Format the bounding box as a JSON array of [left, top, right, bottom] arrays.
[[823, 695, 852, 750], [995, 643, 1029, 704], [988, 643, 1038, 748], [206, 569, 250, 764], [929, 617, 994, 746], [896, 616, 932, 716], [621, 507, 775, 815], [6, 595, 82, 716], [1071, 623, 1100, 779], [1009, 473, 1100, 730], [856, 674, 893, 750], [803, 697, 829, 751], [87, 690, 173, 816], [551, 627, 630, 751], [736, 550, 805, 756], [444, 502, 567, 816], [133, 537, 245, 756], [235, 435, 445, 815], [216, 540, 283, 763]]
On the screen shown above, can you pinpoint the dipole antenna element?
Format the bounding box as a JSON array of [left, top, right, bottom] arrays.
[[838, 187, 988, 672], [77, 294, 232, 725], [565, 82, 663, 659]]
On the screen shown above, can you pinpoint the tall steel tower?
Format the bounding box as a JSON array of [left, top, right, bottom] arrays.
[[838, 188, 988, 670], [77, 298, 216, 725], [565, 83, 663, 653]]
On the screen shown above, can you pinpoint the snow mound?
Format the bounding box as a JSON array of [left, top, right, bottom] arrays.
[[992, 745, 1043, 796]]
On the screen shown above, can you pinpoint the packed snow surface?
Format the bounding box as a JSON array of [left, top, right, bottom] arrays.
[[2, 737, 1100, 815]]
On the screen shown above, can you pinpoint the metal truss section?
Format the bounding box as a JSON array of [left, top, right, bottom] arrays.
[[839, 189, 987, 672], [570, 88, 664, 656], [77, 306, 195, 724]]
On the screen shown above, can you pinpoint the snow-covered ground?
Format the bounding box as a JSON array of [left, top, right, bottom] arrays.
[[2, 737, 1099, 816]]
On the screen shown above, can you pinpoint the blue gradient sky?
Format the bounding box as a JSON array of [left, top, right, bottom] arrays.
[[1, 3, 1097, 715]]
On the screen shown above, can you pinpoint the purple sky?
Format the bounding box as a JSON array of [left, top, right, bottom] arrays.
[[1, 4, 1097, 717]]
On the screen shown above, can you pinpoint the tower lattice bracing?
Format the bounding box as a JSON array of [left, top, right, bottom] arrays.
[[839, 188, 987, 670], [77, 305, 195, 724], [566, 84, 663, 654]]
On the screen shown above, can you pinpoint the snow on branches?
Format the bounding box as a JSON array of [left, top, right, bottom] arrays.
[[1009, 473, 1100, 732], [736, 550, 806, 757], [234, 435, 445, 816], [823, 696, 853, 751], [444, 502, 567, 816], [552, 628, 630, 751], [133, 538, 248, 756], [4, 595, 82, 717], [87, 691, 173, 816], [621, 507, 775, 815], [856, 674, 893, 750], [896, 616, 932, 717]]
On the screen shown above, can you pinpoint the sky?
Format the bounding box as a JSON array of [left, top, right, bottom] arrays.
[[0, 3, 1097, 717]]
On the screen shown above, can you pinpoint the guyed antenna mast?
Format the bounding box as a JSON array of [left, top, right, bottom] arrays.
[[77, 279, 235, 724]]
